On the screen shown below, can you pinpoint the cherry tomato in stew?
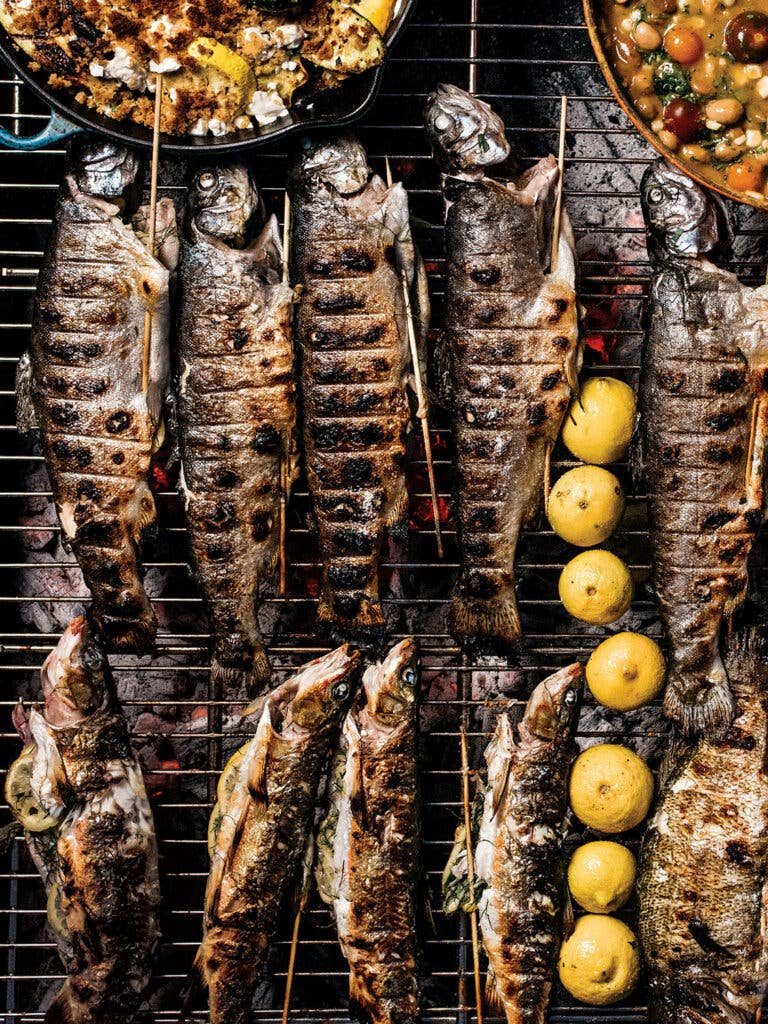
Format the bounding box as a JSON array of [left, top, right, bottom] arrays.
[[662, 98, 702, 142], [726, 157, 765, 192], [725, 11, 768, 63], [664, 26, 704, 64]]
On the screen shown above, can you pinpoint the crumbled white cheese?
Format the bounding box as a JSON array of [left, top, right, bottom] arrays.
[[208, 118, 230, 137], [148, 14, 178, 36], [234, 114, 252, 130], [93, 46, 147, 92], [150, 56, 181, 74], [274, 23, 305, 48], [248, 89, 288, 125], [281, 60, 298, 71], [190, 117, 208, 136]]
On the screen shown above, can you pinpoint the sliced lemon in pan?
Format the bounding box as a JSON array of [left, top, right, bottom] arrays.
[[5, 748, 59, 833], [349, 0, 397, 35], [188, 37, 256, 97]]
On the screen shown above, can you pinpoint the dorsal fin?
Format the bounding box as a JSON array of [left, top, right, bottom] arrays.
[[247, 702, 276, 805]]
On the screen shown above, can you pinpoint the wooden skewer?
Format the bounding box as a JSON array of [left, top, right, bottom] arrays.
[[550, 95, 568, 276], [281, 906, 303, 1024], [141, 73, 163, 395], [543, 442, 552, 508], [460, 726, 483, 1024], [282, 191, 291, 285], [385, 157, 444, 559], [278, 190, 292, 596]]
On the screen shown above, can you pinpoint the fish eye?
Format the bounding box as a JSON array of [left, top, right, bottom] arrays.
[[401, 666, 418, 687], [647, 186, 665, 205], [81, 645, 103, 670], [564, 689, 577, 706], [434, 112, 452, 132], [331, 681, 349, 701], [197, 170, 216, 191]]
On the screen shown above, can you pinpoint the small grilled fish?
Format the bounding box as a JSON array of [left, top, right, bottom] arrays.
[[425, 84, 581, 652], [290, 134, 429, 638], [640, 160, 768, 737], [18, 139, 175, 653], [194, 644, 360, 1024], [638, 622, 768, 1024], [317, 638, 421, 1024], [7, 617, 160, 1024], [177, 164, 298, 692], [442, 663, 582, 1024]]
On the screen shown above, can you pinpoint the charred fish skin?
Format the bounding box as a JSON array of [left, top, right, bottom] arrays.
[[290, 134, 424, 639], [195, 645, 360, 1024], [317, 638, 421, 1024], [638, 623, 768, 1024], [22, 138, 174, 653], [640, 159, 768, 737], [177, 164, 298, 693], [474, 664, 582, 1024], [8, 616, 160, 1024], [426, 85, 581, 653]]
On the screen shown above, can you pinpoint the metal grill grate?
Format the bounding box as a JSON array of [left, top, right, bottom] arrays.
[[2, 0, 768, 1020]]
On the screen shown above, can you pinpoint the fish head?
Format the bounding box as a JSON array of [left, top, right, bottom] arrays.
[[40, 617, 107, 729], [281, 644, 360, 732], [520, 662, 582, 744], [424, 83, 510, 174], [296, 133, 371, 195], [69, 137, 140, 200], [641, 159, 732, 260], [190, 163, 261, 246], [362, 637, 420, 725]]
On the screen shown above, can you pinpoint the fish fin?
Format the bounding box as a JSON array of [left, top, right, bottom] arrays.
[[562, 880, 575, 940], [211, 647, 272, 698], [490, 757, 512, 820], [15, 351, 38, 434], [433, 329, 454, 408], [687, 918, 737, 960], [484, 964, 504, 1014], [129, 479, 157, 541], [450, 592, 521, 652], [663, 665, 736, 738], [656, 734, 690, 790], [386, 482, 410, 533], [349, 736, 367, 828], [247, 715, 272, 806], [318, 592, 386, 638], [178, 949, 206, 1022], [44, 984, 86, 1024], [628, 412, 646, 493]]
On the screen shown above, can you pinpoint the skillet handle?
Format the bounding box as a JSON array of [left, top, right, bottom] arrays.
[[0, 110, 81, 150]]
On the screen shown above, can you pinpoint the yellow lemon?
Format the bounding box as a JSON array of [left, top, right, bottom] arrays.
[[561, 377, 637, 465], [5, 748, 59, 833], [567, 841, 637, 913], [188, 37, 256, 96], [558, 914, 640, 1005], [558, 550, 633, 625], [569, 743, 653, 833], [586, 632, 666, 711], [547, 466, 625, 547]]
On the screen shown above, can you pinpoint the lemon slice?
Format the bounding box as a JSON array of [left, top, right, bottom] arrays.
[[5, 748, 59, 833], [188, 37, 256, 96], [349, 0, 397, 34], [47, 881, 71, 941]]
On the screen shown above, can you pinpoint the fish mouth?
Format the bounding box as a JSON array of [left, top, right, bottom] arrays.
[[424, 83, 510, 173], [363, 637, 419, 717], [41, 616, 86, 700], [521, 662, 583, 742]]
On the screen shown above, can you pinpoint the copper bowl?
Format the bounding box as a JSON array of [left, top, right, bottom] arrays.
[[582, 0, 768, 211]]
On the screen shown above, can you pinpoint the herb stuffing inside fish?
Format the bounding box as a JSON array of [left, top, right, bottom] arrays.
[[425, 84, 582, 653], [640, 159, 768, 737], [17, 138, 176, 653], [193, 644, 360, 1024], [442, 663, 582, 1024], [316, 637, 422, 1024], [638, 622, 768, 1024], [6, 616, 160, 1024], [177, 164, 298, 692], [290, 133, 429, 640]]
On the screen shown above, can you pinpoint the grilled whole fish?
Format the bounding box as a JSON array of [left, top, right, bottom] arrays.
[[638, 623, 768, 1024], [640, 160, 768, 737], [425, 84, 581, 652], [442, 663, 582, 1024], [317, 638, 421, 1024], [177, 164, 297, 692], [290, 134, 429, 638], [18, 139, 175, 653], [7, 616, 160, 1024], [194, 644, 360, 1024]]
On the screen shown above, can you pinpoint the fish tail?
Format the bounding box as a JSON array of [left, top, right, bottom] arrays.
[[211, 648, 272, 696], [317, 588, 386, 639], [44, 984, 89, 1024], [484, 965, 504, 1015], [92, 602, 157, 654], [449, 590, 521, 651], [663, 671, 736, 738], [209, 600, 271, 695]]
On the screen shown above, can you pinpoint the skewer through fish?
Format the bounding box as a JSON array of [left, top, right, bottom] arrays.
[[177, 163, 298, 692], [17, 139, 176, 653], [317, 637, 422, 1024], [6, 617, 160, 1024], [290, 133, 429, 640], [640, 159, 768, 737], [425, 84, 581, 653]]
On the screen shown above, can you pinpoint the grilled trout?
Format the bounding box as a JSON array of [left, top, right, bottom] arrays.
[[640, 160, 768, 737], [425, 84, 581, 652], [194, 644, 360, 1024], [290, 134, 429, 638], [316, 638, 421, 1024], [18, 139, 175, 653], [442, 663, 582, 1024], [177, 164, 297, 692], [6, 616, 160, 1024], [638, 622, 768, 1024]]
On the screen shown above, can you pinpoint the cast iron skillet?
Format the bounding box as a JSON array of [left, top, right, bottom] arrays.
[[0, 0, 414, 151], [583, 0, 768, 211]]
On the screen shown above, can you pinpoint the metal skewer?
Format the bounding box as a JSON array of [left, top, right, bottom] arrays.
[[141, 73, 163, 395], [460, 726, 483, 1024], [385, 157, 444, 559]]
